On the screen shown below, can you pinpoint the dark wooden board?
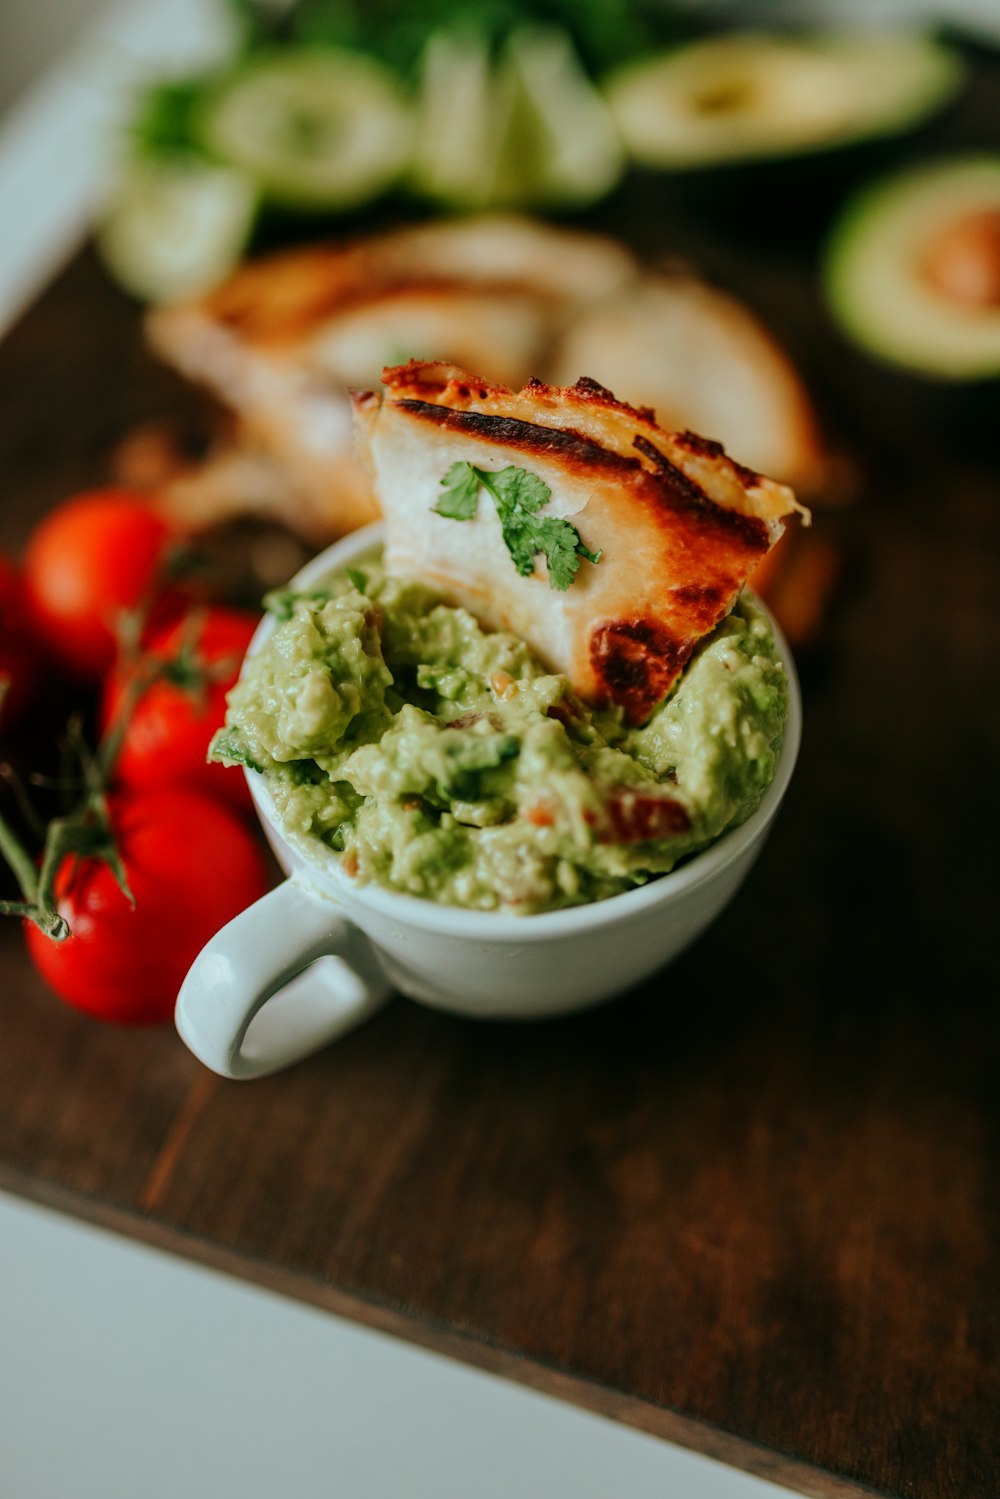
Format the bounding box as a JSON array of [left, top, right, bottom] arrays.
[[2, 46, 1000, 1499]]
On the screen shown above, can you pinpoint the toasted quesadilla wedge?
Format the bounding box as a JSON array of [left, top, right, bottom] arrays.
[[355, 362, 808, 723], [147, 214, 635, 406]]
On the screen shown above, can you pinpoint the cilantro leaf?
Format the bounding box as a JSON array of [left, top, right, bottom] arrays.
[[209, 731, 264, 774], [439, 731, 521, 799], [264, 587, 333, 621], [482, 465, 552, 517], [434, 462, 601, 591], [433, 462, 481, 520], [531, 516, 590, 591]]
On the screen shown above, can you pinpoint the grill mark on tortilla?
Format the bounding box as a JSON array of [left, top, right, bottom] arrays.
[[672, 428, 762, 489], [633, 435, 771, 551], [397, 400, 771, 554], [589, 618, 693, 726], [564, 375, 658, 425], [672, 582, 725, 611], [397, 401, 640, 473]]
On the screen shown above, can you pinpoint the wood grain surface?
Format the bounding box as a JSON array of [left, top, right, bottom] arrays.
[[2, 48, 1000, 1499]]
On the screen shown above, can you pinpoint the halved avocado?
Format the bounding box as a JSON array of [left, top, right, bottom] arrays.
[[605, 32, 964, 170], [824, 156, 1000, 379]]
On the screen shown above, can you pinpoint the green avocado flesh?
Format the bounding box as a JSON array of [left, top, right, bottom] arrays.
[[213, 560, 788, 914], [605, 32, 963, 170], [825, 156, 1000, 379]]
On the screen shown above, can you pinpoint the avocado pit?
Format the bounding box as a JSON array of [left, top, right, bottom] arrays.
[[922, 209, 1000, 308]]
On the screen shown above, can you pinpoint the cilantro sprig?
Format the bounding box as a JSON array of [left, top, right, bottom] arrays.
[[433, 462, 601, 591]]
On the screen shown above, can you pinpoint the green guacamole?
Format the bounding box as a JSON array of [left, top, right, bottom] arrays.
[[212, 559, 788, 913]]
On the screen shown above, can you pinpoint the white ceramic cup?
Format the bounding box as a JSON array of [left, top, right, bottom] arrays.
[[175, 523, 801, 1079]]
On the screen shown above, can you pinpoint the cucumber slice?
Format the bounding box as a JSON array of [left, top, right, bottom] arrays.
[[605, 32, 963, 170], [198, 51, 411, 210], [97, 158, 256, 302]]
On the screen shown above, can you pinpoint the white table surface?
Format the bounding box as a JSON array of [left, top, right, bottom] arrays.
[[0, 1190, 800, 1499]]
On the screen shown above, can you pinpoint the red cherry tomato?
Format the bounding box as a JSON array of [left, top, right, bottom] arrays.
[[0, 551, 25, 620], [0, 637, 38, 732], [102, 606, 259, 813], [0, 550, 41, 730], [24, 788, 271, 1025], [23, 490, 180, 679]]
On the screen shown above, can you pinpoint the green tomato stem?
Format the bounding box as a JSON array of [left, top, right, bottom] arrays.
[[0, 803, 40, 906]]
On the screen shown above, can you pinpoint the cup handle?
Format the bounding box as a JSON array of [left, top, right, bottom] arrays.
[[175, 879, 392, 1080]]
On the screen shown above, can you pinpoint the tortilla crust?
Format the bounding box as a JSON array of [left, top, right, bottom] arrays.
[[355, 362, 807, 723], [549, 273, 829, 497]]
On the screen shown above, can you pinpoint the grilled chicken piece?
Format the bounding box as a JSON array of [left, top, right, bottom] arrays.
[[355, 362, 808, 723], [550, 272, 828, 497]]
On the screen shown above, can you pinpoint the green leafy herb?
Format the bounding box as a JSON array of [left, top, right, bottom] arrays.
[[437, 730, 521, 799], [227, 0, 672, 79], [345, 567, 368, 593], [433, 461, 601, 590], [264, 586, 333, 621], [130, 78, 212, 160], [209, 731, 264, 775], [434, 462, 481, 520]]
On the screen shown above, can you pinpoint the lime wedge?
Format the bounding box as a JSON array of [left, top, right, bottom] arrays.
[[500, 26, 624, 207], [410, 31, 509, 208], [412, 25, 623, 210]]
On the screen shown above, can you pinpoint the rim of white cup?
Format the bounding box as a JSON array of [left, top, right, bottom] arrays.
[[244, 521, 802, 940]]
